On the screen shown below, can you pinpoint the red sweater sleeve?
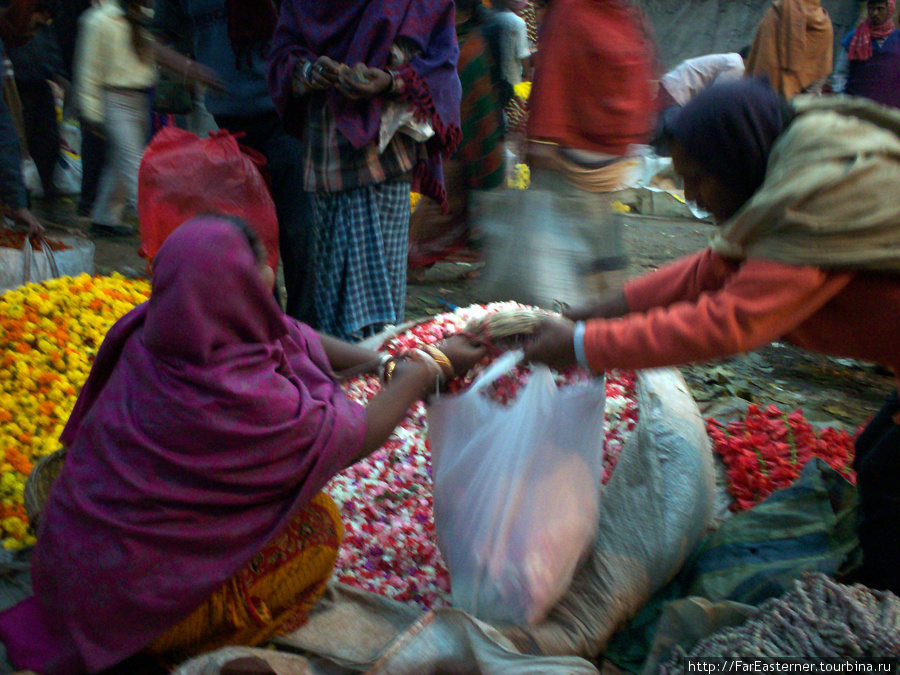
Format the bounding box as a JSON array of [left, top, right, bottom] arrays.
[[584, 255, 854, 372], [623, 248, 739, 313]]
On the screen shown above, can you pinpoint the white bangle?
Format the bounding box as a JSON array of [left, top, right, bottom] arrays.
[[387, 69, 403, 95], [573, 321, 589, 369]]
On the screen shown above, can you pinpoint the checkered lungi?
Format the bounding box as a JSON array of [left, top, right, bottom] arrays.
[[310, 180, 411, 342]]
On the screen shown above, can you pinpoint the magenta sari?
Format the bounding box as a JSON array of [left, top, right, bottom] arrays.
[[0, 217, 366, 673]]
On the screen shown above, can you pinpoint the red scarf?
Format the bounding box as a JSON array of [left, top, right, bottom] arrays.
[[848, 0, 896, 61]]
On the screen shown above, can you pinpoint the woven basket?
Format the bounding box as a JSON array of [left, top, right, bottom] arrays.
[[23, 447, 67, 530]]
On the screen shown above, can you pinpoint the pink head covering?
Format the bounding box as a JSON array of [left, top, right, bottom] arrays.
[[0, 217, 365, 673], [848, 0, 897, 61]]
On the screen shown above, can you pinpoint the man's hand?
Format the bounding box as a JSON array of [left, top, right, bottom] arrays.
[[562, 289, 629, 322], [185, 61, 225, 92], [11, 207, 44, 235], [523, 316, 578, 371], [151, 43, 226, 92], [337, 65, 392, 100], [305, 56, 342, 90]]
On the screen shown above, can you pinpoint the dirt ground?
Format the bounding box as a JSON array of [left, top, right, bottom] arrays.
[[39, 199, 895, 430]]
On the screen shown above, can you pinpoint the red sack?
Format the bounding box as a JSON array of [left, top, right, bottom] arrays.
[[138, 128, 279, 270]]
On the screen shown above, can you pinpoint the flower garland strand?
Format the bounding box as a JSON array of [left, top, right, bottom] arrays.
[[706, 404, 860, 512]]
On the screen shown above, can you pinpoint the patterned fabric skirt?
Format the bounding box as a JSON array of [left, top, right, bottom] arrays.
[[310, 181, 411, 342], [146, 492, 343, 662]]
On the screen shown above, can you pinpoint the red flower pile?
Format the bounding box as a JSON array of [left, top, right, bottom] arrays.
[[707, 404, 860, 512]]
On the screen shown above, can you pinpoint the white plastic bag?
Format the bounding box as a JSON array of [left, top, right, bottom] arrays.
[[60, 120, 82, 156], [500, 368, 716, 657], [22, 156, 41, 196], [53, 150, 83, 195], [473, 172, 628, 309], [0, 233, 95, 294], [21, 151, 83, 197], [378, 100, 434, 153], [428, 351, 605, 626]]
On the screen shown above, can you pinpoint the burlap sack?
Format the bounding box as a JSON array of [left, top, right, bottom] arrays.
[[501, 367, 716, 657]]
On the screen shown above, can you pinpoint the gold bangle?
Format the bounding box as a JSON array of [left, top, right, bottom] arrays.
[[383, 359, 397, 384], [409, 348, 445, 385], [421, 344, 454, 380]]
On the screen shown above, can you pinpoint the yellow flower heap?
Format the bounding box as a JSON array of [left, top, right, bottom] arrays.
[[0, 274, 150, 549], [410, 192, 422, 212]]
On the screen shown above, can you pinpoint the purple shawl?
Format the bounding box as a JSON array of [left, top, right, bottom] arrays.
[[267, 0, 462, 207], [0, 218, 366, 673]]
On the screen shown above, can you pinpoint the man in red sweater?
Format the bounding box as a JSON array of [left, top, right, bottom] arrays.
[[526, 79, 900, 595], [479, 0, 655, 307]]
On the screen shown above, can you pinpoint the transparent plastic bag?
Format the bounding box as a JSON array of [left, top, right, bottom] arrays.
[[428, 351, 605, 626], [53, 149, 82, 195], [22, 156, 41, 196]]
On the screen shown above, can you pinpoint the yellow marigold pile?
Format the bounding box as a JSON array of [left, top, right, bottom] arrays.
[[0, 274, 150, 549], [410, 192, 422, 212]]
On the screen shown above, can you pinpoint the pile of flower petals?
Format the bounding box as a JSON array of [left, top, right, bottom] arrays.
[[329, 303, 639, 609], [0, 274, 150, 549], [707, 404, 859, 512]]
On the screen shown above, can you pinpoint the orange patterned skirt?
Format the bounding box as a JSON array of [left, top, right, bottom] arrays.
[[146, 492, 343, 662]]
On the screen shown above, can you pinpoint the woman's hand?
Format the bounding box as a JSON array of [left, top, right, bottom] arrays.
[[306, 56, 342, 90], [338, 65, 392, 99], [11, 207, 43, 236], [354, 336, 485, 466], [316, 332, 381, 376], [152, 43, 226, 92], [523, 316, 578, 371], [437, 335, 489, 379]]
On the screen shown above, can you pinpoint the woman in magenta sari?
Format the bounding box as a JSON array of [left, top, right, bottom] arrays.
[[0, 216, 485, 673]]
